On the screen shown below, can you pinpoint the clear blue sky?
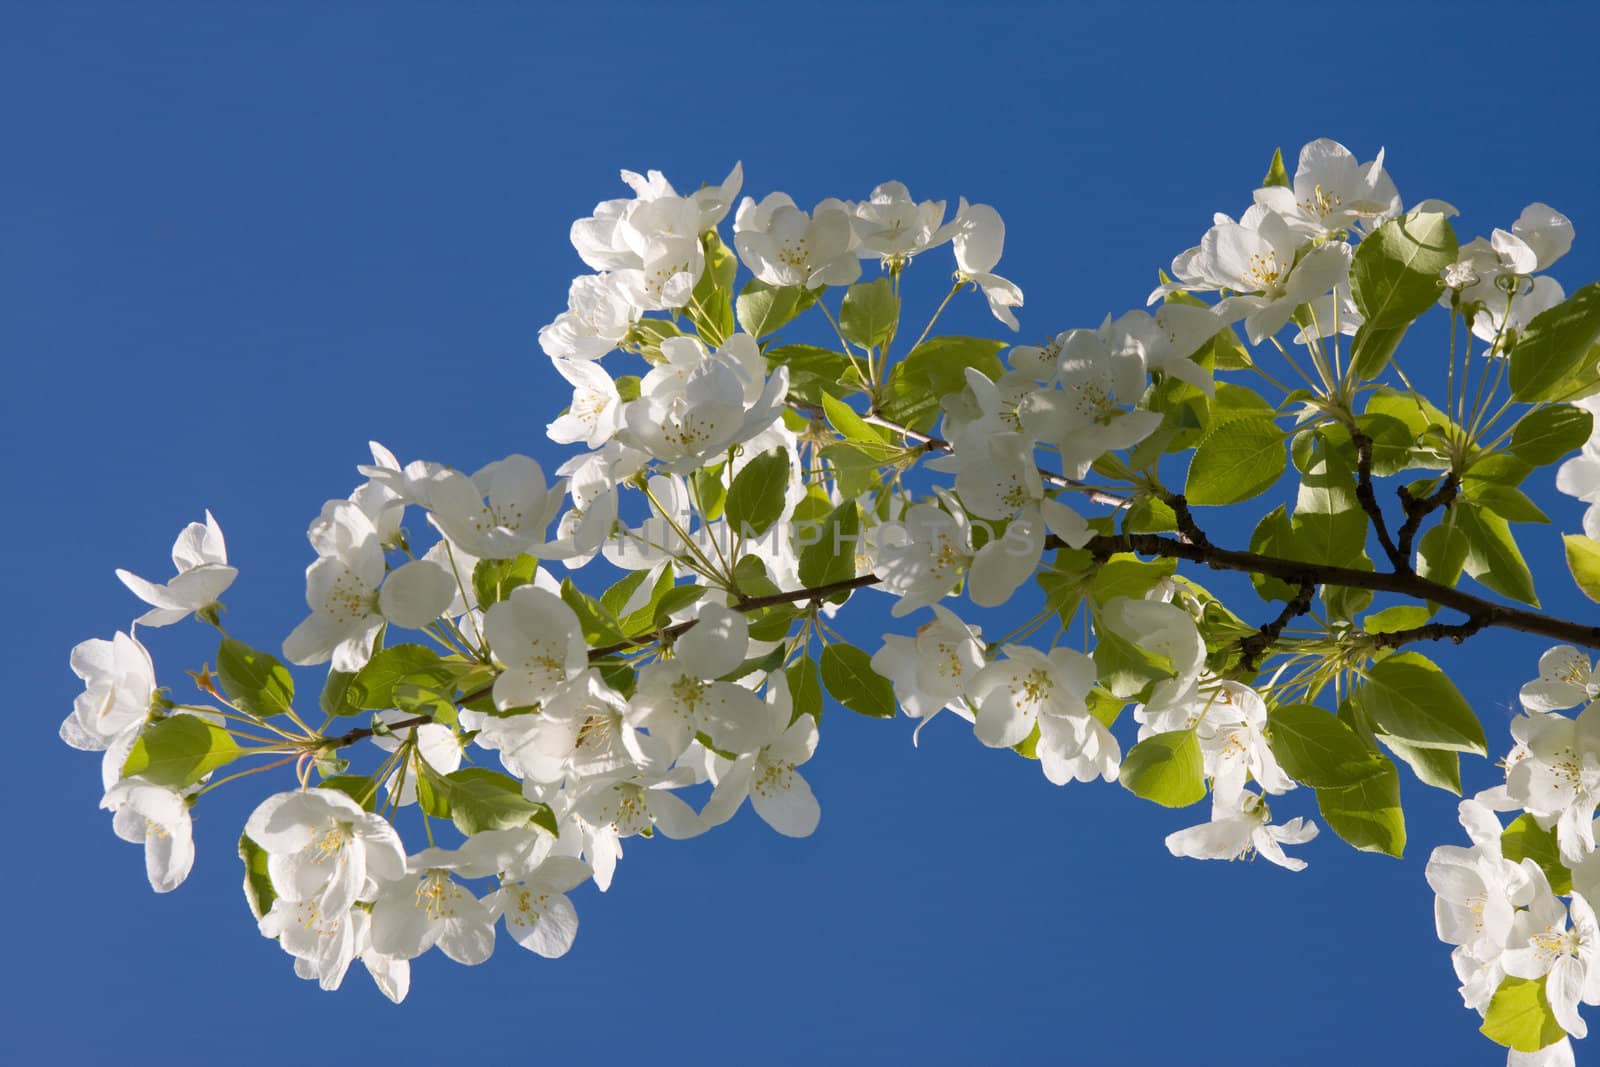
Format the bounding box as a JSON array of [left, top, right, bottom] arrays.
[[6, 2, 1600, 1063]]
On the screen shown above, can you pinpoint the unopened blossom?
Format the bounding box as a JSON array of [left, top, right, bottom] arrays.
[[1523, 646, 1600, 714], [732, 193, 860, 290], [101, 779, 194, 893], [482, 585, 588, 710], [538, 272, 639, 361], [425, 454, 567, 561], [1251, 138, 1401, 239], [369, 849, 497, 965], [244, 788, 407, 916], [871, 604, 985, 743], [115, 510, 236, 627], [1165, 791, 1319, 872]]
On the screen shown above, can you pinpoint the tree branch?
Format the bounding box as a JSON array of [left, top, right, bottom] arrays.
[[1368, 612, 1492, 650], [1351, 429, 1405, 571], [1393, 473, 1460, 568], [1237, 581, 1315, 672]]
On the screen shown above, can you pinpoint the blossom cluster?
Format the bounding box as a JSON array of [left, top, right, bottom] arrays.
[[60, 138, 1600, 1064]]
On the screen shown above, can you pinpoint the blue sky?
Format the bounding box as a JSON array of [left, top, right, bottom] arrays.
[[6, 2, 1600, 1063]]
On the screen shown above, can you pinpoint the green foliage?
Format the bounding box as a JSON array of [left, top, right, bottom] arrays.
[[1352, 653, 1487, 755], [1502, 814, 1573, 895], [765, 344, 862, 403], [1509, 404, 1593, 465], [216, 638, 295, 719], [1563, 533, 1600, 603], [1350, 212, 1458, 331], [1118, 730, 1205, 807], [123, 715, 246, 789], [1509, 281, 1600, 401], [725, 448, 791, 536], [787, 654, 823, 722], [1454, 502, 1539, 606], [1266, 704, 1391, 788], [1093, 627, 1176, 702], [819, 644, 895, 718], [421, 766, 558, 836], [736, 280, 815, 339], [839, 277, 899, 350], [1315, 762, 1406, 857], [473, 554, 538, 611], [687, 230, 737, 341], [238, 833, 275, 921], [798, 500, 860, 590], [348, 644, 459, 712], [1185, 416, 1286, 505], [1260, 147, 1290, 189], [1481, 976, 1567, 1054], [878, 336, 1007, 431]]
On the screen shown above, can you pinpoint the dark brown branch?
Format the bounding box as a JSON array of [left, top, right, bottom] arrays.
[[1238, 581, 1316, 672], [1368, 613, 1492, 650], [1351, 429, 1405, 571], [1073, 530, 1600, 650], [1393, 473, 1460, 568]]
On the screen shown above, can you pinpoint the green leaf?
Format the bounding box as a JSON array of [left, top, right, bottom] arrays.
[[1184, 416, 1286, 506], [819, 643, 895, 718], [839, 277, 899, 350], [349, 644, 454, 710], [1266, 703, 1390, 788], [820, 442, 885, 500], [1248, 506, 1303, 602], [1290, 436, 1368, 569], [878, 335, 1008, 431], [1118, 730, 1205, 807], [686, 230, 737, 342], [798, 500, 860, 591], [1353, 652, 1487, 754], [1037, 549, 1093, 628], [216, 638, 295, 719], [1481, 976, 1567, 1054], [472, 554, 538, 611], [1093, 627, 1176, 702], [561, 578, 628, 645], [1261, 147, 1290, 188], [735, 280, 816, 339], [1502, 814, 1573, 895], [123, 715, 246, 789], [1349, 321, 1408, 381], [787, 654, 823, 722], [320, 669, 360, 718], [1510, 281, 1600, 402], [1417, 517, 1470, 587], [819, 392, 892, 450], [765, 344, 862, 402], [628, 319, 683, 364], [432, 767, 558, 836], [1350, 212, 1458, 329], [1089, 554, 1177, 606], [1468, 483, 1550, 525], [1316, 762, 1406, 856], [238, 833, 276, 921], [1361, 604, 1432, 635], [1509, 403, 1593, 465], [725, 448, 791, 537], [599, 569, 651, 621], [1561, 532, 1600, 605], [1379, 736, 1461, 794], [1456, 502, 1539, 606]]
